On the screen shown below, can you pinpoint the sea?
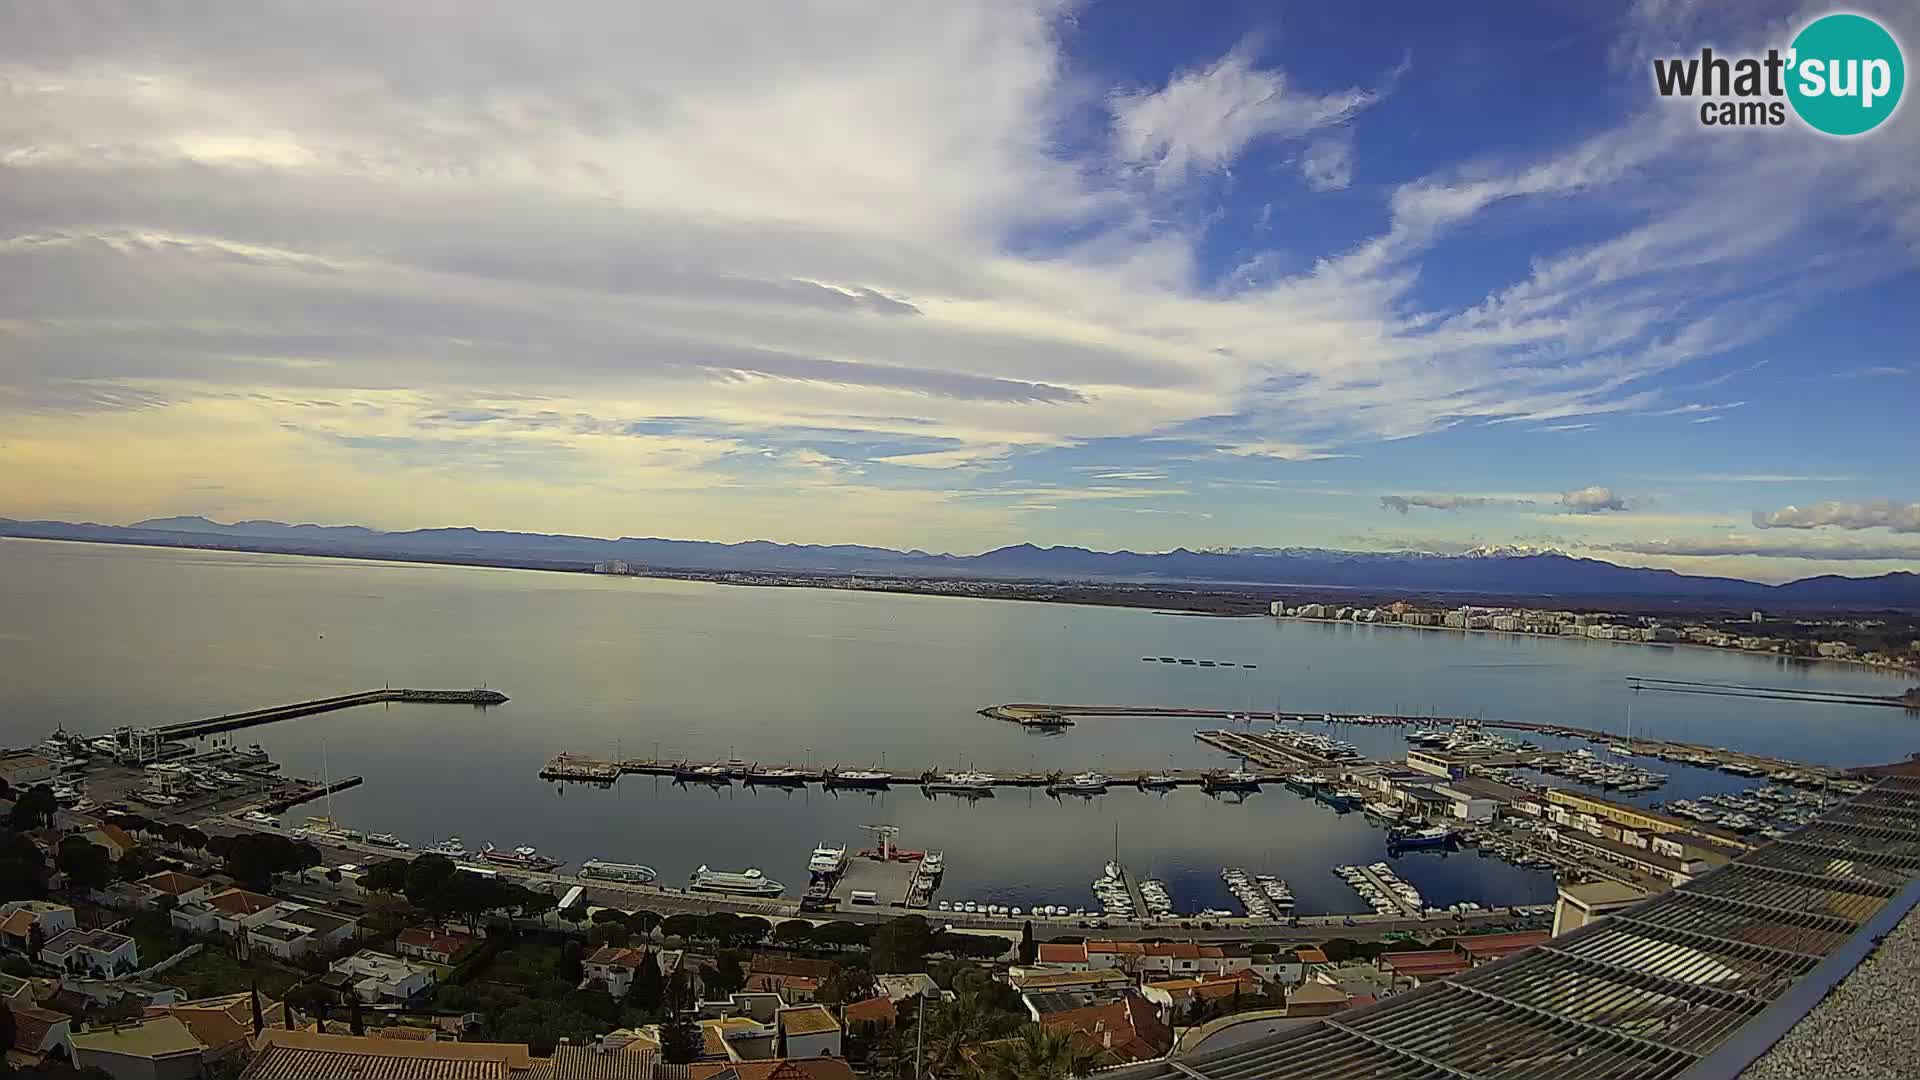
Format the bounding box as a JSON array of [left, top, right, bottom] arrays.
[[2, 537, 1912, 916]]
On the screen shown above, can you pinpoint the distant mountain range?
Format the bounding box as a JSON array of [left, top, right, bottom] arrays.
[[3, 513, 1916, 608]]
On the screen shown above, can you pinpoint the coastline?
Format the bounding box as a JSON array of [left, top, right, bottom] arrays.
[[6, 533, 1915, 680]]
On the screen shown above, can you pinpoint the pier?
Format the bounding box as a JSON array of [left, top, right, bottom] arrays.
[[156, 688, 508, 740], [1347, 864, 1421, 917], [539, 753, 1288, 791]]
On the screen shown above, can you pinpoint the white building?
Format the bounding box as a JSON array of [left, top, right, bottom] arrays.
[[0, 901, 77, 952], [41, 928, 139, 977], [776, 1005, 842, 1059], [328, 950, 436, 1003], [246, 907, 358, 961], [1430, 784, 1499, 823]]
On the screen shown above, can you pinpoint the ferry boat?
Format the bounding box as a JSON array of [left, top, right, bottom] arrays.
[[924, 770, 996, 792], [480, 844, 564, 872], [809, 844, 848, 877], [825, 768, 891, 789], [689, 865, 785, 897], [1389, 825, 1460, 849], [423, 838, 468, 859], [580, 859, 659, 884]]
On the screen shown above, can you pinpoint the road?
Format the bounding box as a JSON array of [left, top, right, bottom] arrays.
[[199, 814, 1550, 941]]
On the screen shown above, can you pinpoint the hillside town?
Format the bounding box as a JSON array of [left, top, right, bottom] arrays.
[[1270, 599, 1920, 674]]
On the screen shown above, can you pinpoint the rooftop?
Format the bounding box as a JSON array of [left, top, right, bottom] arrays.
[[1036, 942, 1088, 965], [1560, 879, 1649, 907], [138, 870, 210, 896], [69, 1016, 203, 1060], [1451, 930, 1551, 956], [683, 1058, 857, 1080], [776, 1005, 840, 1037], [238, 1029, 532, 1078], [207, 888, 281, 917], [1110, 776, 1920, 1080], [43, 928, 134, 954]]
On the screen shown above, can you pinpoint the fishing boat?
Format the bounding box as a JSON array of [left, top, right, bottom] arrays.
[[1388, 825, 1460, 849], [825, 768, 891, 789], [924, 770, 997, 793], [1049, 772, 1109, 795], [422, 838, 468, 859], [479, 844, 564, 872], [689, 865, 785, 897], [809, 844, 848, 877], [580, 859, 659, 883], [1203, 769, 1261, 792], [1138, 773, 1179, 789]]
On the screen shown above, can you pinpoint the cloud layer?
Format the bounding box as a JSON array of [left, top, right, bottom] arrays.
[[1753, 501, 1920, 533], [1560, 486, 1631, 514]]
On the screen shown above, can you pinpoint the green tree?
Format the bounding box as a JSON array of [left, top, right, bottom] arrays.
[[626, 955, 665, 1012], [869, 915, 933, 973], [976, 1025, 1099, 1080], [223, 833, 318, 890], [9, 785, 58, 830], [403, 855, 458, 906], [917, 993, 1021, 1078], [773, 919, 815, 948], [559, 940, 584, 983], [0, 829, 49, 901], [56, 837, 114, 892], [658, 970, 702, 1064], [702, 956, 746, 997], [818, 963, 877, 1007], [360, 859, 409, 894], [1018, 920, 1037, 965]]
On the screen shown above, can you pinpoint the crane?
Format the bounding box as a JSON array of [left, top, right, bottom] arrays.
[[860, 823, 900, 861]]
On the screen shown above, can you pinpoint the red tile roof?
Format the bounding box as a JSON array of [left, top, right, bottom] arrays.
[[685, 1059, 856, 1080], [1039, 995, 1169, 1065], [1293, 947, 1329, 964], [7, 1001, 69, 1054], [396, 927, 478, 956], [1452, 931, 1551, 957], [1036, 942, 1088, 965], [748, 953, 835, 980], [586, 945, 650, 969], [1381, 950, 1470, 978], [841, 997, 895, 1027], [138, 871, 209, 897], [206, 889, 279, 917]]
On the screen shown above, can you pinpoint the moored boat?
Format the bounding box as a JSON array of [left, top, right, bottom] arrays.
[[580, 859, 659, 883], [480, 844, 564, 872], [690, 865, 785, 897]]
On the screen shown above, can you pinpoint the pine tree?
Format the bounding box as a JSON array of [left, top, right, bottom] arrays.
[[1018, 920, 1036, 966]]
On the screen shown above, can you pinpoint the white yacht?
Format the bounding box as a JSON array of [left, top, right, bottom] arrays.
[[690, 866, 785, 897], [924, 770, 997, 792], [809, 844, 849, 876]]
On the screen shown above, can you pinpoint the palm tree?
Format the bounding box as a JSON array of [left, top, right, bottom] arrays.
[[918, 993, 1010, 1078], [975, 1025, 1100, 1080]]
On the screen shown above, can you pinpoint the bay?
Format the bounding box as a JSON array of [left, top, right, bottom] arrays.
[[2, 537, 1911, 916]]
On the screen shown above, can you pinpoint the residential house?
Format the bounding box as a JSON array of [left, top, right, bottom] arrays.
[[684, 1060, 857, 1080], [202, 889, 292, 937], [326, 950, 436, 1004], [746, 954, 833, 1003], [245, 907, 358, 961], [1034, 941, 1089, 969], [395, 926, 479, 965], [1284, 980, 1352, 1017], [69, 1015, 205, 1080], [0, 972, 32, 1005], [238, 1029, 538, 1078], [871, 973, 941, 1004], [1036, 994, 1170, 1067], [6, 1000, 75, 1067], [580, 945, 651, 997], [841, 995, 897, 1036], [147, 993, 285, 1061], [0, 752, 57, 788], [1140, 972, 1262, 1018], [0, 901, 76, 952], [775, 1004, 842, 1059], [542, 1044, 661, 1078], [136, 872, 213, 909], [42, 928, 140, 977], [1378, 949, 1470, 987], [1452, 930, 1550, 968], [84, 824, 140, 861]]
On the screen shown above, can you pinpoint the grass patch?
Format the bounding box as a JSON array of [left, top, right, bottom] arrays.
[[156, 945, 305, 1000]]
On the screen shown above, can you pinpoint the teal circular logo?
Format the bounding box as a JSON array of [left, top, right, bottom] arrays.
[[1787, 13, 1904, 136]]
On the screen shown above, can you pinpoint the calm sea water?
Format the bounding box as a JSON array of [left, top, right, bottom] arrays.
[[2, 538, 1912, 914]]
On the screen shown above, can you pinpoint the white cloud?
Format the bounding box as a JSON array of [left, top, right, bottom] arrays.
[[1560, 485, 1629, 513], [1753, 501, 1920, 533], [1110, 46, 1376, 186], [1299, 133, 1355, 191], [1379, 494, 1493, 514]]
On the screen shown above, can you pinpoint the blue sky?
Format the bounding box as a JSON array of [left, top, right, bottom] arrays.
[[0, 0, 1915, 582]]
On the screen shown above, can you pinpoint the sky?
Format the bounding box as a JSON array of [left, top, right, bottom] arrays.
[[1, 0, 1916, 584]]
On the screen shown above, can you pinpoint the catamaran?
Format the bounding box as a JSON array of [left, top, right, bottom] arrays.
[[580, 859, 659, 883], [689, 865, 786, 897]]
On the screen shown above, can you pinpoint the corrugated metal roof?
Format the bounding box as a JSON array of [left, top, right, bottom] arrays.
[[1113, 777, 1920, 1080]]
